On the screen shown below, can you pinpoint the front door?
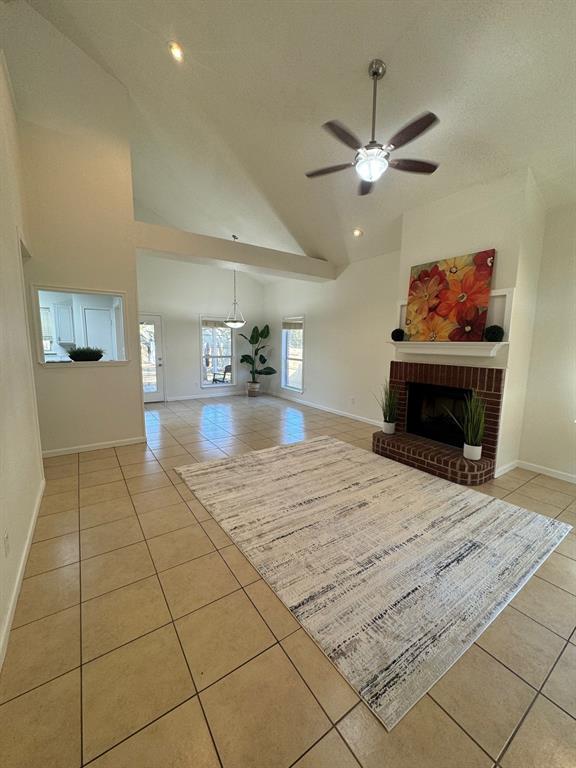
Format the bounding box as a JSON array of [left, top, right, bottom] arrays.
[[139, 314, 165, 402]]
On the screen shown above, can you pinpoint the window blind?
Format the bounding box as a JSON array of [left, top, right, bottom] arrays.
[[282, 317, 304, 330]]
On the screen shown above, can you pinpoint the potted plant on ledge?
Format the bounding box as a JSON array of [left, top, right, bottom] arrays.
[[445, 392, 485, 460], [240, 324, 277, 396], [376, 381, 398, 434]]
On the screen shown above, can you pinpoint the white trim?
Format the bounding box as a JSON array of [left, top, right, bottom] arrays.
[[494, 460, 519, 478], [276, 391, 381, 427], [39, 360, 131, 368], [42, 436, 146, 458], [389, 341, 509, 358], [0, 478, 45, 669], [516, 461, 576, 485]]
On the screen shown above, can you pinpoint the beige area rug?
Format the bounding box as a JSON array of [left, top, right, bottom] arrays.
[[176, 437, 571, 729]]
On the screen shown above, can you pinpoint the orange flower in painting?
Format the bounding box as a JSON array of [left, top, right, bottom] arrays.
[[436, 270, 490, 321], [408, 270, 445, 319], [411, 313, 456, 342]]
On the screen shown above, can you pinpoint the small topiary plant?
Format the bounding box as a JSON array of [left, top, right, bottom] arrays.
[[68, 346, 104, 362], [391, 328, 405, 341], [484, 325, 505, 342]]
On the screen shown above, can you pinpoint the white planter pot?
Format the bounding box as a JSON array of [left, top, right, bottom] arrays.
[[246, 381, 261, 397], [382, 421, 396, 435], [463, 443, 482, 460]]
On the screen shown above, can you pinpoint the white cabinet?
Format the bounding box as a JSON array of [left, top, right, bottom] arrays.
[[55, 303, 75, 344]]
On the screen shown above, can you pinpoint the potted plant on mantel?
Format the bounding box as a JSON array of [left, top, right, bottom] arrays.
[[375, 381, 398, 434], [239, 324, 277, 396], [445, 392, 486, 460]]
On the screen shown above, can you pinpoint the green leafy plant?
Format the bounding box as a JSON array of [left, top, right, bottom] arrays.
[[239, 325, 277, 383], [444, 392, 485, 446], [375, 381, 398, 423], [68, 346, 104, 362]]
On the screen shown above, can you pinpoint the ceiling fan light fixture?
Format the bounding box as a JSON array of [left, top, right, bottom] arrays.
[[169, 41, 183, 62], [355, 147, 389, 182]]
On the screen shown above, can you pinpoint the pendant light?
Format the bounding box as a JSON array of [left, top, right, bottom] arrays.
[[224, 269, 246, 329]]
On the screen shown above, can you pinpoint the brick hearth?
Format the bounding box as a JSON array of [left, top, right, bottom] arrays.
[[373, 361, 505, 485]]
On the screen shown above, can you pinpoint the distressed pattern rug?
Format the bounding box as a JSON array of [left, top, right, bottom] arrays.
[[176, 436, 571, 729]]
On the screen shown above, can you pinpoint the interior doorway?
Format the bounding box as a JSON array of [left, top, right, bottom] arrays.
[[139, 314, 165, 402]]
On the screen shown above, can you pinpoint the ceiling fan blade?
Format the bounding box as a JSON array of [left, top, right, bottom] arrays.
[[385, 112, 439, 151], [323, 120, 363, 150], [389, 159, 438, 174], [305, 163, 354, 178], [358, 180, 374, 196]]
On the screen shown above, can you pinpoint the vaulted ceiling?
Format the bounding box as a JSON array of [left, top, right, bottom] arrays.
[[28, 0, 576, 268]]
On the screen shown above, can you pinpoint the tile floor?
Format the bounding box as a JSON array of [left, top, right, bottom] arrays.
[[1, 395, 575, 768]]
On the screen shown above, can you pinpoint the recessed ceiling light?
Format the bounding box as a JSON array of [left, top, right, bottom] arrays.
[[353, 228, 364, 238], [169, 42, 183, 62]]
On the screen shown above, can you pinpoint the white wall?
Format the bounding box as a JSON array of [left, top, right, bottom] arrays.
[[520, 205, 576, 479], [265, 253, 400, 422], [0, 4, 145, 454], [137, 254, 267, 399], [0, 55, 44, 664]]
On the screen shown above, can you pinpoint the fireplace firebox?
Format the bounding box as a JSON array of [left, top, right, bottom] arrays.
[[406, 383, 472, 448]]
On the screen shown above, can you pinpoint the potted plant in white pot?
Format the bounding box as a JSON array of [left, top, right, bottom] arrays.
[[239, 324, 277, 396], [445, 392, 485, 460], [376, 381, 398, 434]]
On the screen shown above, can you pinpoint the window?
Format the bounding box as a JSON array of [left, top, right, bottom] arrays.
[[281, 317, 304, 392], [201, 318, 234, 386], [34, 288, 127, 363]]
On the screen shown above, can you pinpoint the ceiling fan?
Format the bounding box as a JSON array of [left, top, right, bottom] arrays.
[[306, 59, 439, 195]]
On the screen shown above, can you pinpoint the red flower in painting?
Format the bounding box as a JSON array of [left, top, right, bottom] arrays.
[[449, 306, 487, 342], [408, 265, 447, 319], [436, 270, 491, 321], [474, 249, 495, 281]]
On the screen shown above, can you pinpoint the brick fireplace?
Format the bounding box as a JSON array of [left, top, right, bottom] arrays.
[[373, 361, 505, 485]]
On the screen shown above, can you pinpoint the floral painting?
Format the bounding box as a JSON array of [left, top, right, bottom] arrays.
[[405, 249, 495, 342]]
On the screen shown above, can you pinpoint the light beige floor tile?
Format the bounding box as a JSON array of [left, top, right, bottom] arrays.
[[292, 729, 360, 768], [43, 452, 78, 467], [338, 698, 491, 768], [152, 444, 192, 459], [80, 516, 143, 559], [131, 485, 182, 514], [25, 532, 79, 577], [159, 551, 240, 618], [245, 579, 300, 639], [557, 533, 576, 560], [80, 448, 117, 462], [501, 467, 538, 483], [88, 698, 220, 768], [501, 695, 576, 767], [159, 453, 196, 471], [504, 491, 563, 517], [565, 499, 576, 514], [477, 606, 565, 687], [175, 482, 195, 499], [33, 508, 78, 542], [0, 669, 80, 768], [188, 447, 228, 461], [201, 518, 232, 548], [121, 460, 162, 479], [282, 629, 359, 722], [82, 575, 171, 661], [115, 445, 155, 465], [538, 553, 576, 595], [81, 542, 155, 601], [516, 481, 574, 509], [430, 644, 534, 758], [511, 576, 576, 639], [0, 606, 80, 703], [125, 471, 171, 494], [82, 625, 194, 762], [12, 563, 79, 628], [531, 475, 576, 496], [44, 462, 78, 480], [220, 545, 260, 585], [474, 482, 510, 499], [491, 474, 527, 491], [80, 480, 129, 507], [79, 467, 123, 489], [542, 643, 576, 718], [39, 489, 77, 517], [43, 476, 78, 496], [558, 509, 576, 527], [80, 497, 135, 529], [200, 644, 330, 768], [138, 502, 195, 539], [147, 523, 214, 571], [177, 590, 275, 689], [187, 497, 212, 521], [79, 457, 120, 475]]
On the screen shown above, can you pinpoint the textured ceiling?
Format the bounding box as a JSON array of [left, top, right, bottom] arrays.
[[27, 0, 576, 268]]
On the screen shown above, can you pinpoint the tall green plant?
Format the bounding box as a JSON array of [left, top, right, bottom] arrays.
[[445, 393, 485, 446], [239, 325, 277, 383], [375, 381, 398, 423]]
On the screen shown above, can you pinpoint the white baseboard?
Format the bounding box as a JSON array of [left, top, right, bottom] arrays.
[[494, 461, 519, 477], [0, 478, 45, 669], [275, 391, 381, 427], [516, 460, 576, 484], [42, 435, 147, 458]]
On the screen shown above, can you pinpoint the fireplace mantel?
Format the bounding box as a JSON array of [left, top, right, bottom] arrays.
[[389, 341, 508, 358]]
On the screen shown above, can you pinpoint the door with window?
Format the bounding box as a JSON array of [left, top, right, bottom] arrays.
[[139, 314, 165, 402]]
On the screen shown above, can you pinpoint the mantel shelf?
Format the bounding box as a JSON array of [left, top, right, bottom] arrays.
[[388, 341, 509, 358]]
